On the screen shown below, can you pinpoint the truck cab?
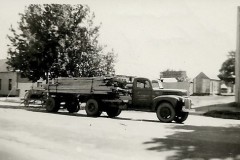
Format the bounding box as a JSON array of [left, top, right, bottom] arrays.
[[127, 77, 191, 123]]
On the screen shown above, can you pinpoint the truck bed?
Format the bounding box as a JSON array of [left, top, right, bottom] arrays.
[[47, 77, 113, 95]]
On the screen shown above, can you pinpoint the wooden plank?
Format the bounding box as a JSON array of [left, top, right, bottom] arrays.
[[48, 84, 112, 91], [48, 89, 91, 94], [49, 89, 110, 95]]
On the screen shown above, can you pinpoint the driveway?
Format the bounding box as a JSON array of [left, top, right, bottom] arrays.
[[190, 95, 235, 108]]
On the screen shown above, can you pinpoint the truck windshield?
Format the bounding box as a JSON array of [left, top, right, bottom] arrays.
[[136, 80, 150, 89]]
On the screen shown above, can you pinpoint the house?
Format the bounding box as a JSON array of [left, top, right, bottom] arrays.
[[159, 71, 193, 95], [193, 72, 221, 95], [0, 59, 44, 97]]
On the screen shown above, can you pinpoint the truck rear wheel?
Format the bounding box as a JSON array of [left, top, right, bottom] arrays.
[[174, 112, 189, 123], [46, 97, 59, 112], [85, 99, 100, 117], [106, 108, 121, 118], [156, 102, 176, 123]]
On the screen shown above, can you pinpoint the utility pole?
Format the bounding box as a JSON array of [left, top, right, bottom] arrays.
[[236, 6, 240, 107]]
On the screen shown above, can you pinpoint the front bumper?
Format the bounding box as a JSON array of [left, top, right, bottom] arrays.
[[181, 98, 192, 112]]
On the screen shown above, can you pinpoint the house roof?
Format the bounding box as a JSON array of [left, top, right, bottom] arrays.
[[194, 72, 221, 81], [194, 72, 210, 80], [0, 59, 9, 72]]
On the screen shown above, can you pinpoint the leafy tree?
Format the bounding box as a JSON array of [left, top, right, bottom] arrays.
[[218, 51, 235, 84], [7, 4, 116, 82], [99, 50, 116, 75]]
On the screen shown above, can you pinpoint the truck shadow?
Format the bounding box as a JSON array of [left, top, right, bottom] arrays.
[[110, 116, 160, 123], [0, 105, 183, 124], [143, 124, 240, 160], [25, 107, 163, 123], [27, 108, 161, 123], [25, 108, 89, 117]]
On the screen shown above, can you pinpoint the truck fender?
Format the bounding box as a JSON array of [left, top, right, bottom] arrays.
[[152, 95, 181, 111]]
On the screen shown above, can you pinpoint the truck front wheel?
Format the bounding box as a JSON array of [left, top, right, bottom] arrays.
[[106, 108, 121, 118], [85, 99, 100, 117], [156, 102, 176, 123], [174, 112, 189, 123]]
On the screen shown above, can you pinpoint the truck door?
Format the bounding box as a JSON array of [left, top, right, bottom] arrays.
[[132, 78, 152, 109]]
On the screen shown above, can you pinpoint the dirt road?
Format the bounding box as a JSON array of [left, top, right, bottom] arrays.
[[1, 106, 240, 160]]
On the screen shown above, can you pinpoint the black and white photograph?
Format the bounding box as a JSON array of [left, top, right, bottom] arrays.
[[0, 0, 240, 160]]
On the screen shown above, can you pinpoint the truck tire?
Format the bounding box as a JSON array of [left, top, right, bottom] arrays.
[[174, 112, 189, 123], [46, 97, 59, 112], [106, 108, 121, 118], [66, 99, 80, 113], [85, 99, 100, 117], [156, 102, 176, 123]]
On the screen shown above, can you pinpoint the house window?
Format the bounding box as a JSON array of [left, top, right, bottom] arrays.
[[8, 79, 12, 90], [0, 79, 1, 90]]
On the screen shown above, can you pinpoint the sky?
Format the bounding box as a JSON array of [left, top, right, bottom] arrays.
[[0, 0, 240, 79]]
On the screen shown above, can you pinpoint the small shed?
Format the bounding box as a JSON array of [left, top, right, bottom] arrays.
[[193, 72, 221, 95]]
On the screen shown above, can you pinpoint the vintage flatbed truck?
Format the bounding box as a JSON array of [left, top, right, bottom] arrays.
[[44, 77, 191, 123]]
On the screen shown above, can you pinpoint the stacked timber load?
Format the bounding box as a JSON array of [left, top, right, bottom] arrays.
[[47, 77, 118, 95]]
